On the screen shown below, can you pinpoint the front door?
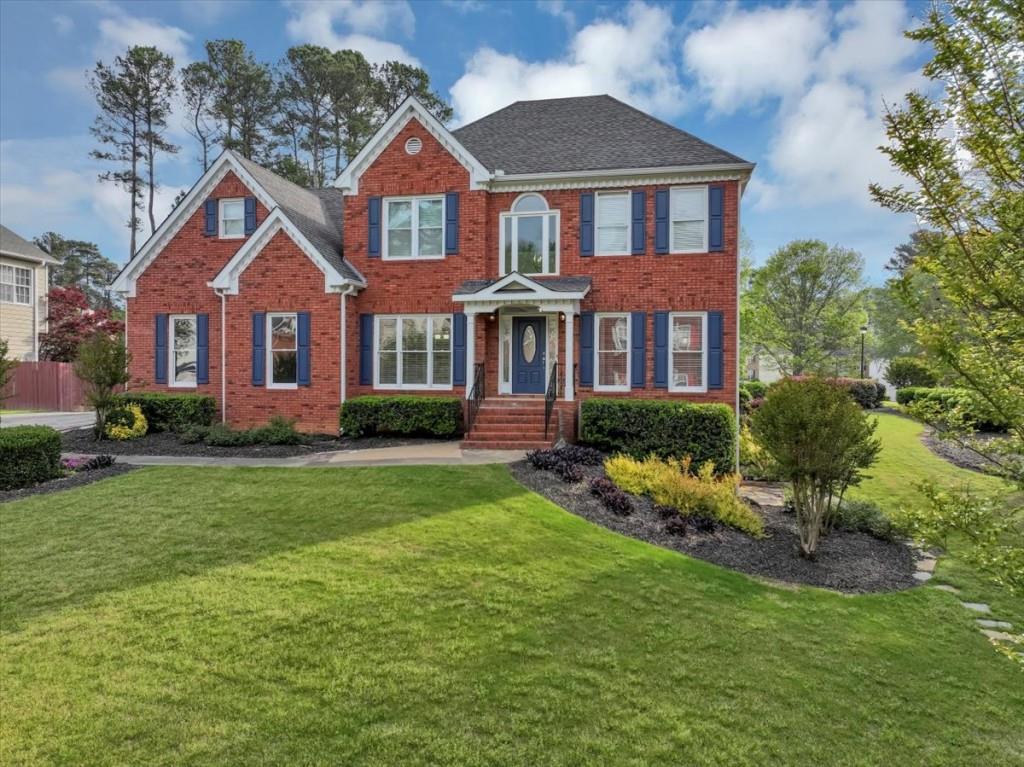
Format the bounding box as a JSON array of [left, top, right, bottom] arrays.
[[512, 317, 546, 394]]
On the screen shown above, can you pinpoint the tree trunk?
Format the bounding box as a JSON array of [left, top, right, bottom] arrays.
[[129, 114, 139, 259], [147, 111, 156, 234]]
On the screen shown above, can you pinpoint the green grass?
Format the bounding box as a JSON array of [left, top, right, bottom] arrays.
[[2, 463, 1022, 765]]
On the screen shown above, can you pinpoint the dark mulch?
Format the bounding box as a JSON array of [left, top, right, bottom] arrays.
[[509, 460, 918, 594], [60, 428, 449, 458], [0, 464, 139, 504], [920, 429, 1012, 475]]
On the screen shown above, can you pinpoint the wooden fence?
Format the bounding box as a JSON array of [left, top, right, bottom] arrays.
[[2, 361, 87, 411]]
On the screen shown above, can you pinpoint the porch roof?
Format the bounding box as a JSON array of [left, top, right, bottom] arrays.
[[453, 273, 590, 314]]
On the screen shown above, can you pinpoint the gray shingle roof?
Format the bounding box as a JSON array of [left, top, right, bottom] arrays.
[[455, 275, 592, 295], [453, 95, 750, 175], [232, 153, 363, 284], [0, 225, 59, 264]]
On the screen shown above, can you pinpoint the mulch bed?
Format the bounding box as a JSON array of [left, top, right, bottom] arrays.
[[0, 464, 139, 504], [920, 429, 1010, 475], [61, 428, 448, 458], [509, 460, 918, 594]]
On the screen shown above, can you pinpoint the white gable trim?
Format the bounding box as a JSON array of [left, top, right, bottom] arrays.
[[209, 208, 363, 295], [111, 150, 277, 297], [453, 272, 590, 304], [332, 96, 490, 195]]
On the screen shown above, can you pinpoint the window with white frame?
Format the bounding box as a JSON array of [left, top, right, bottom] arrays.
[[268, 313, 298, 387], [595, 313, 630, 390], [500, 193, 559, 275], [220, 198, 245, 238], [670, 312, 706, 392], [384, 196, 444, 259], [375, 314, 452, 389], [0, 264, 31, 304], [170, 314, 198, 387], [670, 186, 708, 253], [595, 191, 630, 256]]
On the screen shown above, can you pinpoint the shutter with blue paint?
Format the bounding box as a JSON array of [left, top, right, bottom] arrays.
[[654, 190, 669, 254], [297, 312, 311, 386], [244, 197, 257, 235], [579, 192, 594, 257], [445, 192, 459, 255], [359, 314, 373, 385], [367, 197, 382, 257], [154, 313, 168, 384], [252, 312, 266, 386], [708, 186, 724, 252], [203, 199, 217, 237], [196, 314, 209, 385], [452, 313, 467, 386], [708, 310, 724, 389], [630, 312, 646, 388], [579, 312, 594, 386], [654, 312, 668, 388], [631, 191, 646, 255]]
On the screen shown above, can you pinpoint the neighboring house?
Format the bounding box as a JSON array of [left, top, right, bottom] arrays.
[[112, 95, 754, 447], [0, 225, 58, 361], [745, 347, 783, 384]]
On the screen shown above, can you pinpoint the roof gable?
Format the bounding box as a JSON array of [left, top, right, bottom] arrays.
[[0, 225, 59, 265]]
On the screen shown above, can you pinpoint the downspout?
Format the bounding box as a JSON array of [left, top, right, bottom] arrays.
[[122, 293, 129, 391], [735, 180, 743, 475], [215, 288, 228, 423], [31, 265, 39, 361], [339, 284, 357, 407]]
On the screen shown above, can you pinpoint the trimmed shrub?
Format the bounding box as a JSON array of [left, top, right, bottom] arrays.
[[885, 357, 937, 389], [113, 392, 217, 433], [0, 426, 62, 490], [740, 380, 768, 399], [199, 417, 306, 447], [833, 499, 899, 542], [579, 399, 736, 472], [250, 416, 304, 445], [104, 403, 148, 440], [788, 376, 884, 408], [896, 387, 1007, 431], [340, 396, 463, 438], [204, 424, 260, 447], [588, 477, 633, 515]]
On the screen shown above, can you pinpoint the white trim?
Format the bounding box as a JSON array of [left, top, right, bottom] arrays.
[[168, 313, 199, 388], [668, 311, 708, 393], [593, 312, 631, 392], [266, 312, 299, 389], [668, 185, 709, 255], [382, 195, 445, 261], [218, 198, 245, 239], [594, 190, 631, 257], [333, 96, 490, 194], [498, 199, 560, 276], [0, 249, 59, 266], [217, 289, 227, 422], [487, 162, 755, 191], [453, 272, 588, 304], [373, 314, 454, 391], [0, 262, 32, 305]]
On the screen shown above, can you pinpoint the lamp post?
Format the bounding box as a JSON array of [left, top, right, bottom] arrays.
[[859, 324, 868, 379]]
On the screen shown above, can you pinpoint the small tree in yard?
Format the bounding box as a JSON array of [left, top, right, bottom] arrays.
[[884, 357, 937, 389], [751, 378, 881, 559], [74, 332, 130, 438]]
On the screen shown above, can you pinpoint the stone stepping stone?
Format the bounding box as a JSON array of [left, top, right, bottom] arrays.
[[917, 558, 937, 573], [932, 584, 960, 594], [913, 571, 933, 582], [980, 629, 1015, 642], [976, 619, 1013, 630], [960, 601, 991, 613]]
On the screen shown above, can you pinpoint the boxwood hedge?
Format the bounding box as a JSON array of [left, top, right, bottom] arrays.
[[896, 386, 1007, 431], [0, 425, 62, 490], [112, 392, 217, 433], [340, 396, 464, 438], [579, 399, 736, 472]]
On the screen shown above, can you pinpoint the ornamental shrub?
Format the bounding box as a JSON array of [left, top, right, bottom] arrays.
[[104, 403, 148, 440], [789, 376, 884, 408], [113, 392, 217, 433], [832, 498, 898, 542], [739, 425, 782, 481], [0, 426, 62, 490], [885, 357, 937, 389], [588, 477, 633, 515], [340, 396, 463, 438], [895, 387, 1007, 432], [579, 399, 736, 472], [740, 380, 768, 399]]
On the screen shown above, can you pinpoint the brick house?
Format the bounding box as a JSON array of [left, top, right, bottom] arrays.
[[112, 95, 754, 447]]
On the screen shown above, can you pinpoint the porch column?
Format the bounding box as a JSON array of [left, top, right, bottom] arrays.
[[564, 310, 575, 402], [464, 310, 476, 399]]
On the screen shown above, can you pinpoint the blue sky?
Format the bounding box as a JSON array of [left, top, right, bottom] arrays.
[[0, 0, 930, 281]]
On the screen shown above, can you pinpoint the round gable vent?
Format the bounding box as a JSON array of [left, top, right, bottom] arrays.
[[405, 137, 423, 155]]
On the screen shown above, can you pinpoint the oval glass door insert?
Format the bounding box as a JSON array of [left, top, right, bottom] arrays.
[[522, 325, 537, 363]]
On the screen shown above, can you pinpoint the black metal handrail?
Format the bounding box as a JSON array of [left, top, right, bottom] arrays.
[[467, 362, 485, 433], [544, 361, 559, 438]]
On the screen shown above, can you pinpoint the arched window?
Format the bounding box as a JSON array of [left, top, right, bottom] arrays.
[[500, 193, 559, 275]]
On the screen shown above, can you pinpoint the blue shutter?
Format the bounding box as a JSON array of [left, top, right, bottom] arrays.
[[196, 314, 209, 385], [631, 191, 646, 255], [452, 313, 467, 386], [654, 312, 668, 388], [367, 197, 381, 258], [708, 310, 724, 389], [579, 312, 594, 386], [445, 192, 459, 255], [359, 314, 373, 385], [579, 192, 594, 257], [709, 186, 724, 252], [154, 313, 168, 384], [251, 312, 265, 386], [654, 190, 669, 254], [203, 199, 217, 237], [297, 311, 311, 386], [244, 197, 257, 235], [630, 311, 646, 388]]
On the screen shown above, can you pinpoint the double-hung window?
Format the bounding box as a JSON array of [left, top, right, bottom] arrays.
[[0, 264, 31, 304], [375, 314, 452, 389], [669, 186, 708, 253], [170, 314, 198, 387], [268, 312, 298, 388], [595, 313, 630, 391], [669, 312, 707, 392], [219, 198, 245, 238], [500, 193, 559, 275], [595, 191, 630, 256], [384, 196, 444, 259]]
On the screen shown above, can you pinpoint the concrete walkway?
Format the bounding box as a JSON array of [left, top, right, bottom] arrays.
[[1, 411, 94, 431], [65, 442, 526, 468]]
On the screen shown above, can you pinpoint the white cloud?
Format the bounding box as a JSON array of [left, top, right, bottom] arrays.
[[95, 13, 192, 64], [53, 14, 74, 35], [283, 0, 418, 64], [178, 0, 242, 25], [451, 1, 686, 125], [441, 0, 485, 13], [537, 0, 575, 30]]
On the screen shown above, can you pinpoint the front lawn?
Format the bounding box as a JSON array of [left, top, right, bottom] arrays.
[[2, 464, 1021, 765]]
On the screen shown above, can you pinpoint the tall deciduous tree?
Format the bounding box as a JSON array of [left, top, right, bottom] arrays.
[[34, 232, 119, 309], [181, 61, 219, 171]]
